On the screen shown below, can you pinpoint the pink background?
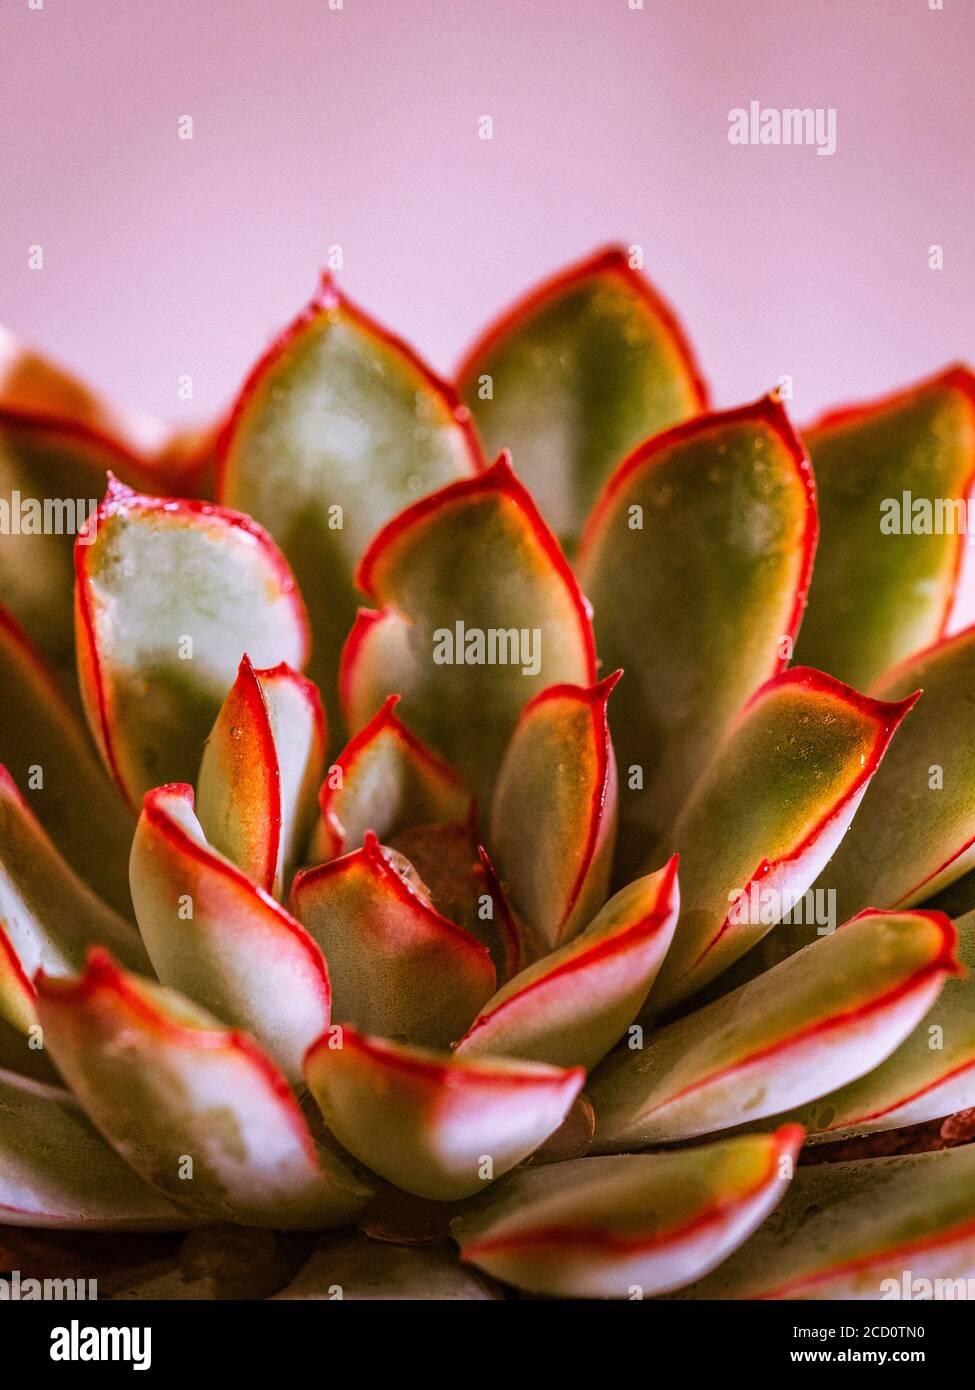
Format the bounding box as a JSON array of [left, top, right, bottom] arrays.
[[1, 0, 971, 430]]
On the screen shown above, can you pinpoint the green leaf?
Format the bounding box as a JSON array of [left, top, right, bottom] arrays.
[[342, 454, 596, 805], [455, 857, 679, 1070], [290, 834, 495, 1048], [645, 668, 915, 1013], [75, 478, 309, 808], [677, 1142, 975, 1299], [129, 784, 332, 1084], [817, 626, 975, 920], [314, 693, 472, 862], [0, 407, 156, 694], [590, 909, 957, 1148], [457, 246, 708, 547], [786, 908, 975, 1141], [196, 655, 325, 895], [305, 1025, 583, 1201], [489, 673, 619, 953], [0, 765, 149, 1048], [217, 275, 481, 733], [794, 366, 975, 689], [452, 1127, 802, 1299], [0, 1070, 196, 1230], [0, 606, 134, 915], [385, 823, 522, 983], [35, 950, 371, 1229], [576, 396, 817, 873]]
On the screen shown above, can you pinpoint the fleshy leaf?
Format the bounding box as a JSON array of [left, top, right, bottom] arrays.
[[75, 478, 309, 808], [590, 909, 957, 1149], [35, 950, 371, 1229], [786, 908, 975, 1140], [576, 396, 817, 872], [816, 626, 975, 920], [489, 673, 619, 953], [677, 1143, 975, 1299], [272, 1236, 501, 1301], [452, 1127, 802, 1299], [645, 668, 917, 1014], [0, 1070, 195, 1230], [386, 823, 522, 982], [217, 274, 481, 730], [794, 366, 975, 689], [0, 766, 149, 1052], [314, 693, 472, 862], [304, 1026, 583, 1201], [456, 857, 679, 1070], [456, 246, 708, 547], [290, 834, 495, 1048], [129, 784, 331, 1084], [0, 607, 134, 914], [343, 453, 596, 804], [0, 407, 156, 692], [196, 655, 325, 895]]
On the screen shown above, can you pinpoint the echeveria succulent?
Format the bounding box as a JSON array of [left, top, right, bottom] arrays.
[[2, 249, 975, 1301]]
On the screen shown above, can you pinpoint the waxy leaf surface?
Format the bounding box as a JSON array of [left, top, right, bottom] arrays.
[[218, 275, 480, 729], [315, 693, 471, 862], [0, 766, 148, 1054], [305, 1026, 583, 1201], [576, 397, 817, 871], [35, 951, 370, 1229], [817, 626, 975, 920], [343, 454, 596, 804], [130, 784, 331, 1084], [678, 1143, 975, 1299], [590, 910, 957, 1148], [0, 1070, 195, 1230], [489, 674, 619, 952], [291, 834, 495, 1048], [453, 1127, 802, 1299], [456, 858, 679, 1071], [795, 367, 975, 689], [646, 668, 914, 1013], [0, 608, 133, 913], [786, 908, 975, 1140], [0, 408, 155, 691], [75, 479, 309, 807], [196, 656, 324, 895], [457, 247, 708, 546]]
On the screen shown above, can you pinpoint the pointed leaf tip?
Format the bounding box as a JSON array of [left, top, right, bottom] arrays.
[[344, 457, 595, 803], [74, 482, 309, 807], [35, 948, 368, 1229], [291, 835, 494, 1048], [648, 664, 917, 1012], [577, 397, 817, 872], [216, 277, 481, 731], [305, 1026, 583, 1201], [457, 246, 708, 544]]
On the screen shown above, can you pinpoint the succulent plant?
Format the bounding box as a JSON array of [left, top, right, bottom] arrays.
[[2, 249, 975, 1301]]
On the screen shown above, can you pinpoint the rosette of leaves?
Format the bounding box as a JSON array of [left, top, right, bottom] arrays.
[[2, 249, 975, 1301]]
